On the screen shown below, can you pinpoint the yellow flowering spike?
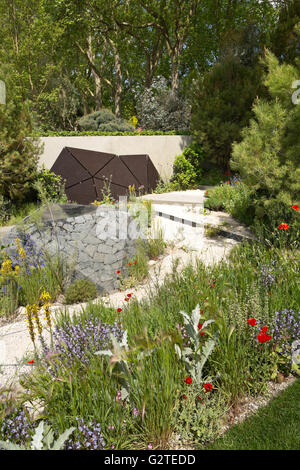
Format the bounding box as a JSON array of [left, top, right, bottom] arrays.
[[18, 247, 26, 259], [40, 290, 51, 304], [0, 259, 13, 276], [25, 305, 35, 344], [44, 302, 52, 329], [31, 304, 43, 335]]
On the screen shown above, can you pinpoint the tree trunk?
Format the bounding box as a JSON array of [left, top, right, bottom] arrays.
[[87, 35, 102, 111], [114, 48, 122, 117]]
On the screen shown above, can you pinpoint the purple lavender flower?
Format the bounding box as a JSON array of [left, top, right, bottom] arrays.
[[64, 418, 106, 450], [41, 318, 124, 377], [270, 309, 300, 369], [0, 408, 33, 446]]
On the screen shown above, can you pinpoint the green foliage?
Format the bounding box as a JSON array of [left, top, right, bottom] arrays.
[[146, 223, 167, 259], [172, 154, 198, 189], [204, 181, 253, 225], [135, 76, 191, 132], [64, 279, 98, 305], [176, 305, 215, 386], [171, 143, 204, 189], [191, 55, 265, 167], [77, 109, 134, 132], [34, 168, 67, 204], [153, 178, 181, 194], [231, 50, 300, 246], [0, 100, 42, 203], [171, 390, 227, 445], [32, 130, 191, 137]]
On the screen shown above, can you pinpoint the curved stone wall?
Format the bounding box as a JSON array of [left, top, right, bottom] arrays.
[[2, 204, 139, 294]]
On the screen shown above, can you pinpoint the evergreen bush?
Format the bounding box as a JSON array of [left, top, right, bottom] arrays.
[[77, 109, 134, 132]]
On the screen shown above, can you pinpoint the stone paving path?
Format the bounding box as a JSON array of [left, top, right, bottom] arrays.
[[0, 189, 256, 387]]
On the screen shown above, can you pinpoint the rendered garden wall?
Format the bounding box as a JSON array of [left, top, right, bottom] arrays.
[[38, 135, 193, 181]]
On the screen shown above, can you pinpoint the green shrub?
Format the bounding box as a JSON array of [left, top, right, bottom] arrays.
[[77, 109, 134, 132], [170, 143, 205, 189], [172, 153, 198, 189], [32, 130, 191, 137], [34, 168, 67, 204], [204, 180, 253, 225], [191, 55, 265, 168], [64, 279, 98, 305], [153, 178, 181, 194], [231, 50, 300, 246], [0, 100, 42, 203]]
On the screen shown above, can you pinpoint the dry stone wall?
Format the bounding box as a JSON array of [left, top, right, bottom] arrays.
[[2, 204, 139, 294]]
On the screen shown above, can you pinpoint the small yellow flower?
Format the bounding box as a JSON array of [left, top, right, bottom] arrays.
[[0, 259, 13, 276], [40, 290, 51, 303]]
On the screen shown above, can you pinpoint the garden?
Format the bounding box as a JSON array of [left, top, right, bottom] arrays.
[[0, 0, 300, 452]]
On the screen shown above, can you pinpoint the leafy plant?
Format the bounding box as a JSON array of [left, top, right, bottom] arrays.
[[64, 279, 98, 305], [135, 76, 190, 132], [175, 305, 215, 386], [0, 99, 42, 203], [77, 109, 134, 132]]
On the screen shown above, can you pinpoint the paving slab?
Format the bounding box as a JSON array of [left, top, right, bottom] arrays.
[[140, 189, 209, 205]]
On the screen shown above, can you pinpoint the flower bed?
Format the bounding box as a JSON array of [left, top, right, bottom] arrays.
[[0, 239, 299, 450]]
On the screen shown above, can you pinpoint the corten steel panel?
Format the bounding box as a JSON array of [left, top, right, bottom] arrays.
[[147, 156, 160, 190], [67, 147, 116, 176], [66, 178, 98, 205], [94, 178, 128, 200], [50, 147, 160, 205], [119, 154, 149, 191], [94, 157, 140, 189], [51, 147, 91, 187]]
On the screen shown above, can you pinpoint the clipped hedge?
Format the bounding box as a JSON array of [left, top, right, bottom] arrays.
[[30, 130, 191, 137]]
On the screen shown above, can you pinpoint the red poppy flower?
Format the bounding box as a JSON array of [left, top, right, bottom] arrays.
[[184, 376, 192, 385], [27, 360, 34, 364], [278, 223, 290, 230], [117, 308, 122, 312], [197, 322, 205, 335], [257, 333, 272, 343], [226, 180, 230, 183], [182, 394, 188, 400], [125, 298, 129, 301], [248, 318, 257, 326], [116, 270, 121, 274], [204, 383, 213, 392], [134, 260, 137, 265], [292, 205, 299, 211], [128, 262, 132, 266], [260, 326, 269, 333], [127, 293, 132, 298]]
